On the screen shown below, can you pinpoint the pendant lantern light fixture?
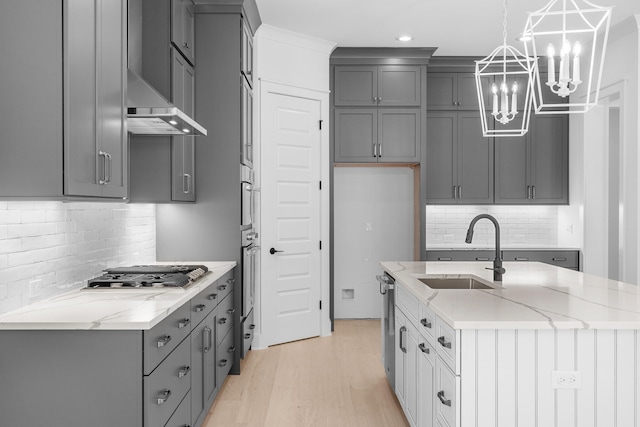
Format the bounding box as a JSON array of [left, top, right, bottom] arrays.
[[475, 0, 536, 137], [521, 0, 611, 114]]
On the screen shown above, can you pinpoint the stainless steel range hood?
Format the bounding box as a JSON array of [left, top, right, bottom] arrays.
[[126, 69, 207, 136]]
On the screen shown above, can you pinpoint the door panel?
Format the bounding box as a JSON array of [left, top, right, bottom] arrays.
[[378, 66, 421, 107], [457, 112, 493, 204], [334, 66, 377, 106], [530, 115, 568, 203], [334, 109, 377, 163], [262, 91, 322, 346], [495, 135, 529, 203], [426, 112, 457, 203], [378, 109, 420, 162]]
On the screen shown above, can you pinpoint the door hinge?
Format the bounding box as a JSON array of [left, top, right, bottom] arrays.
[[319, 300, 322, 310], [319, 120, 323, 130], [319, 241, 322, 250]]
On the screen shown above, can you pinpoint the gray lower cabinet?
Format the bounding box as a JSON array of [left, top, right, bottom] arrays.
[[0, 0, 127, 199], [495, 115, 568, 204], [426, 111, 493, 204], [334, 108, 421, 163], [0, 272, 236, 427], [426, 249, 580, 270]]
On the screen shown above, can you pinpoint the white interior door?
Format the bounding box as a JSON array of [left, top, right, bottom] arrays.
[[261, 91, 322, 346]]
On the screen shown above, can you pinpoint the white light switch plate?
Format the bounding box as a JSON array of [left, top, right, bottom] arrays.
[[552, 371, 582, 389]]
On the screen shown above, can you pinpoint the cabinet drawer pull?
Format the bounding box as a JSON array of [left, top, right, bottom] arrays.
[[218, 284, 228, 291], [208, 293, 218, 300], [228, 345, 236, 353], [218, 318, 227, 325], [420, 318, 432, 328], [203, 326, 212, 353], [437, 390, 451, 407], [226, 278, 235, 285], [476, 257, 490, 261], [249, 324, 256, 330], [227, 307, 236, 314], [514, 257, 529, 261], [157, 335, 172, 348], [437, 336, 452, 349], [244, 333, 252, 339], [178, 365, 191, 378], [219, 359, 228, 367], [418, 343, 430, 354], [399, 326, 407, 353], [438, 257, 453, 261], [552, 257, 567, 261], [195, 304, 206, 312], [156, 389, 171, 405], [183, 173, 192, 194], [177, 318, 190, 329]]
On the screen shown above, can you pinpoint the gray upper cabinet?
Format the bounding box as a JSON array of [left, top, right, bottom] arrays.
[[334, 65, 421, 107], [129, 0, 197, 203], [426, 111, 493, 204], [171, 0, 195, 65], [495, 115, 568, 204], [334, 108, 420, 163], [427, 72, 491, 110], [0, 0, 127, 200]]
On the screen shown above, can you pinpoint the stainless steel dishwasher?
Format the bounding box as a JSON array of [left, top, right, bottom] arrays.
[[377, 272, 395, 388]]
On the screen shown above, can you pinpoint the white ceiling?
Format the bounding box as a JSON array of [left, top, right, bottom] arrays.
[[254, 0, 640, 56]]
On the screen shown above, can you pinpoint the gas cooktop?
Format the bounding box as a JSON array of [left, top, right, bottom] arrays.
[[86, 265, 209, 289]]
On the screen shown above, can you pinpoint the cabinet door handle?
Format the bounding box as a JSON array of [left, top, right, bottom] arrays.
[[156, 389, 171, 405], [98, 151, 108, 185], [249, 324, 256, 330], [228, 345, 236, 353], [399, 326, 407, 353], [437, 336, 452, 349], [244, 333, 252, 339], [219, 359, 228, 367], [373, 143, 378, 158], [219, 317, 227, 325], [195, 304, 206, 313], [227, 307, 236, 314], [372, 97, 377, 104], [183, 41, 190, 50], [437, 390, 452, 407], [420, 318, 432, 328], [157, 335, 172, 348], [458, 186, 462, 199], [453, 186, 457, 199], [527, 185, 531, 199], [177, 318, 190, 329], [378, 143, 382, 158], [218, 284, 228, 291], [532, 186, 536, 199], [418, 343, 430, 354], [183, 173, 192, 194], [552, 257, 567, 261], [178, 365, 191, 378], [203, 326, 212, 353], [208, 293, 218, 301]]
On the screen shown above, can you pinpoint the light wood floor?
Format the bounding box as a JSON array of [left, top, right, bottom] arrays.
[[202, 319, 409, 427]]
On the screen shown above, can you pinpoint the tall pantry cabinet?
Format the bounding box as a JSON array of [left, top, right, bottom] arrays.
[[0, 0, 128, 199]]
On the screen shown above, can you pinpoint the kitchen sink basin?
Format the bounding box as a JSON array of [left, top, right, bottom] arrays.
[[418, 277, 495, 290]]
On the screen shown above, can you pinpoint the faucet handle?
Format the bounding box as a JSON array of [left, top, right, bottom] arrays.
[[485, 266, 506, 274]]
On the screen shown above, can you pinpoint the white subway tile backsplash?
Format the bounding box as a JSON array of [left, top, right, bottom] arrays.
[[426, 205, 558, 247], [0, 202, 156, 315]]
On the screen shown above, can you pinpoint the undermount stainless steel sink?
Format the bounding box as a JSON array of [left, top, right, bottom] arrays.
[[418, 277, 495, 290]]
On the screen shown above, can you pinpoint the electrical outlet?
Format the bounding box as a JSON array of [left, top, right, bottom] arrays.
[[552, 371, 582, 389], [29, 279, 42, 297]]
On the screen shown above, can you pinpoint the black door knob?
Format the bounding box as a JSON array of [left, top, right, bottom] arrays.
[[269, 248, 283, 255]]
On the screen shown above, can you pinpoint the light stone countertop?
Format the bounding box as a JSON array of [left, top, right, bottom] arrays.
[[425, 245, 580, 251], [0, 261, 236, 331], [381, 261, 640, 330]]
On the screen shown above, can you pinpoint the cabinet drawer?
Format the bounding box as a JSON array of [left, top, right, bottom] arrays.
[[216, 293, 235, 346], [216, 327, 235, 389], [418, 303, 436, 346], [164, 390, 191, 427], [143, 337, 191, 427], [435, 316, 459, 375], [502, 250, 579, 269], [435, 357, 459, 427], [191, 282, 220, 328], [396, 283, 419, 324], [216, 271, 234, 302], [426, 250, 495, 261], [143, 302, 191, 375], [242, 308, 255, 358]]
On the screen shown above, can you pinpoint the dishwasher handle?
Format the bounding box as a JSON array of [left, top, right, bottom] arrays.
[[376, 274, 395, 295]]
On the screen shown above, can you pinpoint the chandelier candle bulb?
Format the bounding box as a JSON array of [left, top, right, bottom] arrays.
[[573, 42, 581, 83], [492, 84, 499, 115], [500, 83, 508, 115], [560, 40, 571, 83], [511, 82, 518, 115], [547, 44, 556, 85]]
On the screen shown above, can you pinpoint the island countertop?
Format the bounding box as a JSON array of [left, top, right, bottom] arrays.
[[381, 261, 640, 330], [0, 261, 236, 331]]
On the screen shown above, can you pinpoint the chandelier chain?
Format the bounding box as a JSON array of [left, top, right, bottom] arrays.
[[502, 0, 508, 44]]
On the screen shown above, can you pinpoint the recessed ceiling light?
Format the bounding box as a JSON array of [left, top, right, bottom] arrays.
[[396, 35, 413, 42]]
